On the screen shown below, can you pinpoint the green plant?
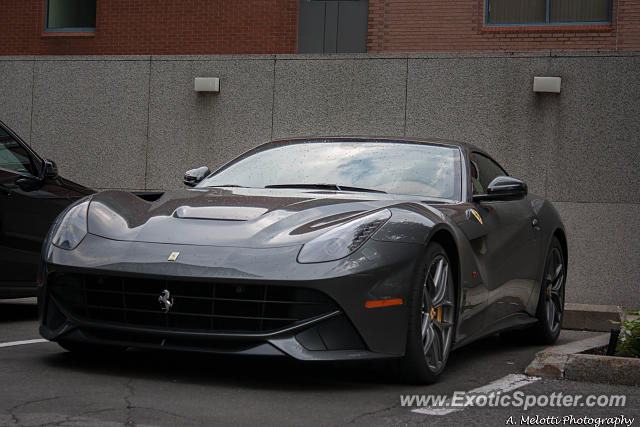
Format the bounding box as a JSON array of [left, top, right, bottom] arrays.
[[612, 310, 640, 358]]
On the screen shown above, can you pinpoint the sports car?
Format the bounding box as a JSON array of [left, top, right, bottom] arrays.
[[38, 137, 567, 383]]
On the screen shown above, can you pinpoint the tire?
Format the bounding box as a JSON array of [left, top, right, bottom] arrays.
[[398, 242, 456, 384], [58, 339, 126, 355], [531, 237, 566, 344]]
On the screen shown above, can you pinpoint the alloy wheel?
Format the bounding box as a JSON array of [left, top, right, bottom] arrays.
[[544, 247, 565, 334], [420, 255, 454, 371]]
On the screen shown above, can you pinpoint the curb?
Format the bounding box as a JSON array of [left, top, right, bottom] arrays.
[[562, 303, 623, 332], [525, 333, 640, 386]]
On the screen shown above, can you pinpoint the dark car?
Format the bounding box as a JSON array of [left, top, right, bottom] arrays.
[[0, 120, 93, 298], [38, 137, 566, 383]]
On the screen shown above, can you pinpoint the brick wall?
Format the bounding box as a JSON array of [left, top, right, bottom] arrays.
[[0, 0, 298, 55], [2, 1, 638, 57], [367, 0, 640, 52], [618, 0, 640, 50]]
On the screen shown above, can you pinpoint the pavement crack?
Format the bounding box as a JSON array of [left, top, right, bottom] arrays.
[[40, 414, 75, 427], [31, 407, 120, 427], [7, 396, 62, 425], [123, 378, 137, 427]]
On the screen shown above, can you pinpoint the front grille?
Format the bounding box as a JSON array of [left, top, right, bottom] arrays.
[[49, 273, 338, 333]]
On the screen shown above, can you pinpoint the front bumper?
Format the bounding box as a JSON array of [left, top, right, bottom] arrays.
[[39, 233, 422, 360]]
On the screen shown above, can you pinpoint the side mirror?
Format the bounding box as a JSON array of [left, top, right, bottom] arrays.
[[15, 175, 43, 192], [184, 166, 210, 187], [474, 176, 527, 201], [15, 159, 58, 192], [43, 159, 58, 180]]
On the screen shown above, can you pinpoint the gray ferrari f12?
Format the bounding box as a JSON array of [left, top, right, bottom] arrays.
[[39, 137, 566, 384]]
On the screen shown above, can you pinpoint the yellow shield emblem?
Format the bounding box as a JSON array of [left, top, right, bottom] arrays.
[[470, 209, 483, 225]]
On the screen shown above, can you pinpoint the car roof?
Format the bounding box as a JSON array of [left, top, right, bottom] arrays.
[[264, 136, 483, 154]]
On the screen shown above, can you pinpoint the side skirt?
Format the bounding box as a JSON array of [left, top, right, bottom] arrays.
[[451, 313, 538, 351]]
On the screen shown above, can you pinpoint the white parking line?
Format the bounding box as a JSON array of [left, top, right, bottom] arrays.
[[414, 407, 462, 416], [469, 374, 541, 394], [0, 338, 48, 348], [411, 374, 541, 416]]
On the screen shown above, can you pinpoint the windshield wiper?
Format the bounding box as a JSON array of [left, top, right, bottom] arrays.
[[264, 183, 386, 194]]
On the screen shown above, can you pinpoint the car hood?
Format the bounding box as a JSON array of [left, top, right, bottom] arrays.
[[87, 188, 422, 248]]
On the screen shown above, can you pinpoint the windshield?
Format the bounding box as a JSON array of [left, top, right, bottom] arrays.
[[198, 141, 462, 200]]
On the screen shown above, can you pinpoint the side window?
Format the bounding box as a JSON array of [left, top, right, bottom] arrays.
[[471, 152, 507, 195], [0, 127, 36, 176]]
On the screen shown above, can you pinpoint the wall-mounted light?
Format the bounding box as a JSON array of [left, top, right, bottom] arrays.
[[194, 77, 220, 93], [533, 77, 561, 94]]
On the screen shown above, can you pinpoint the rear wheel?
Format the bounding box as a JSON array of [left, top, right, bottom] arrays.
[[532, 237, 566, 344], [399, 242, 456, 384]]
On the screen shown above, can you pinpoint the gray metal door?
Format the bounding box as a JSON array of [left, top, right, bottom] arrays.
[[298, 0, 369, 53]]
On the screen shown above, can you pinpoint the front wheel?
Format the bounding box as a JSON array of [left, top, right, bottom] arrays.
[[399, 242, 456, 384]]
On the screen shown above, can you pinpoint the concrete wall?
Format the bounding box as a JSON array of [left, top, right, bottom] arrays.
[[1, 52, 638, 309]]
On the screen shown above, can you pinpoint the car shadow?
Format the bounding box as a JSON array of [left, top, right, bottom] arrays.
[[0, 299, 38, 323], [40, 332, 545, 391], [43, 347, 396, 391]]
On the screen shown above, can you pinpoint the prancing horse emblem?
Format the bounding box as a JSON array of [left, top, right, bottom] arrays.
[[158, 290, 174, 313]]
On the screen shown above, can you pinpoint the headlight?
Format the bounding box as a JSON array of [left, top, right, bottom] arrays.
[[52, 200, 90, 250], [297, 209, 391, 264]]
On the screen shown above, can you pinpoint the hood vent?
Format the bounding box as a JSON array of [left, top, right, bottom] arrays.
[[174, 206, 268, 221]]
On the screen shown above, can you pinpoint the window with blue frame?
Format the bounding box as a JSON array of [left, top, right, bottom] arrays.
[[486, 0, 611, 26], [45, 0, 96, 32]]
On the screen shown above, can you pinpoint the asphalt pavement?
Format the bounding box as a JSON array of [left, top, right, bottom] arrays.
[[0, 298, 637, 427]]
